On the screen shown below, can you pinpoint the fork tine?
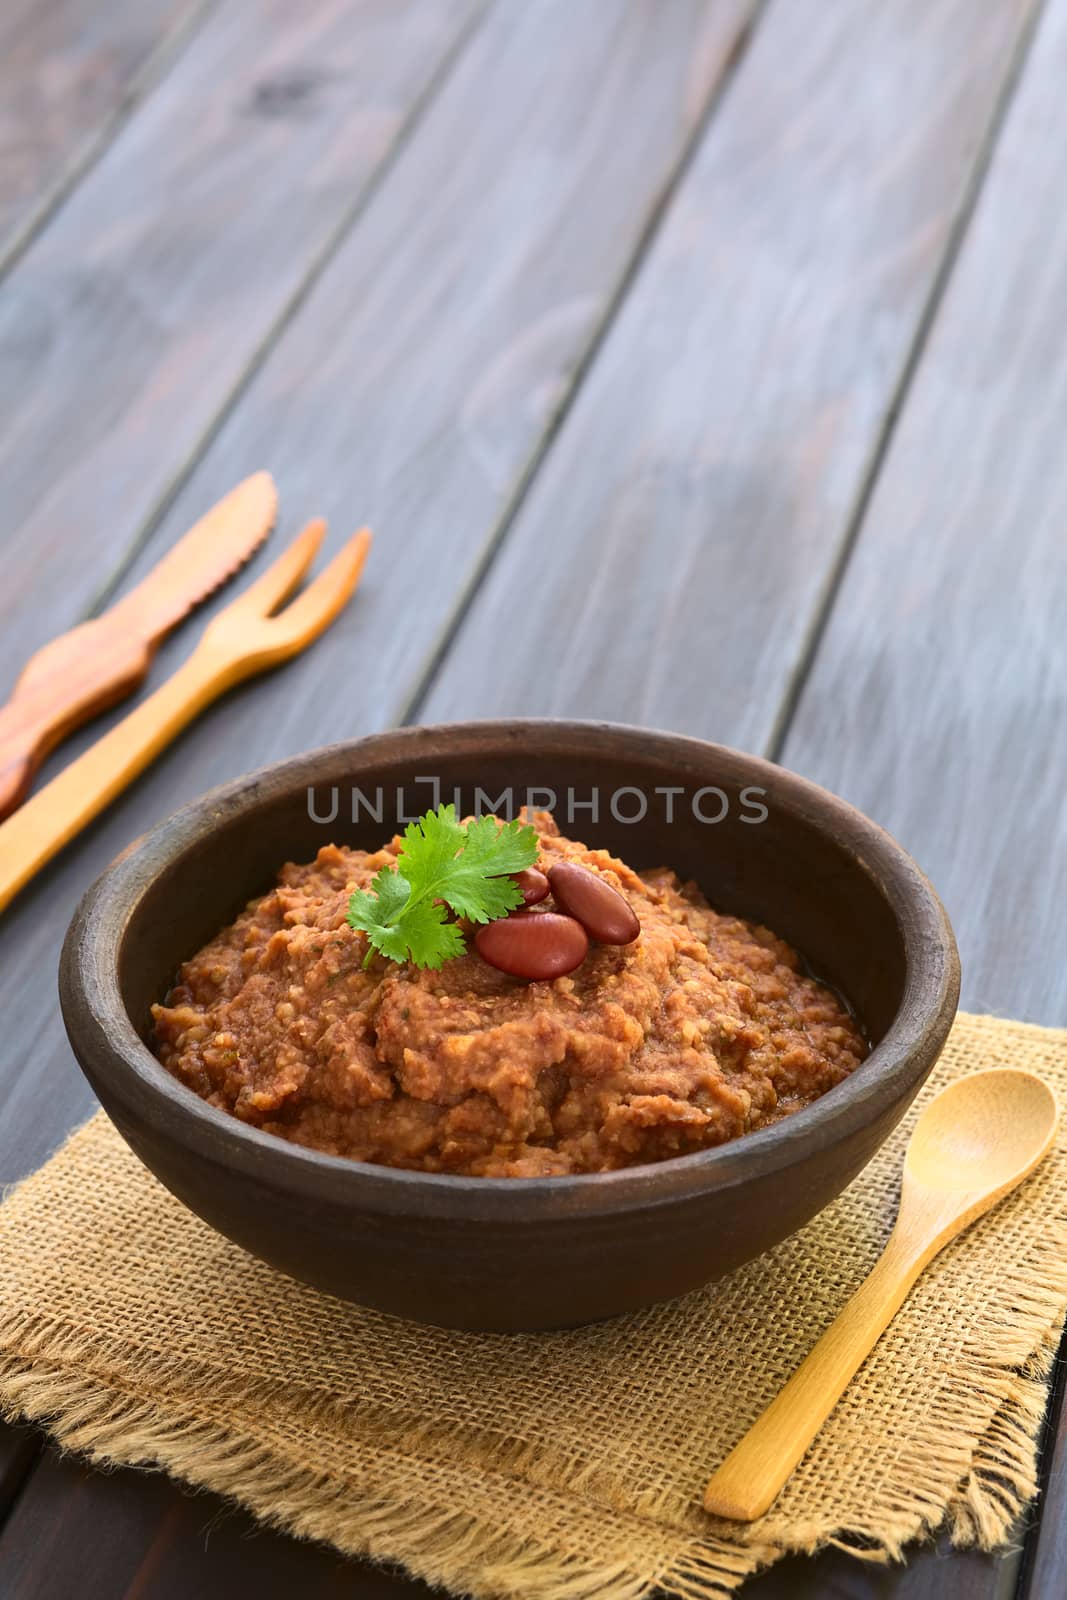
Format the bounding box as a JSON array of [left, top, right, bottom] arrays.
[[266, 528, 373, 652], [231, 518, 326, 617]]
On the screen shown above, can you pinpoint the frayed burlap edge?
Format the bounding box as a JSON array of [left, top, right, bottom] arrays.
[[3, 1005, 1067, 1599], [0, 1240, 1064, 1600], [0, 1352, 765, 1600]]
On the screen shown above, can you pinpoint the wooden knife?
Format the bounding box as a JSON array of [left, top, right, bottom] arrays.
[[0, 472, 277, 821]]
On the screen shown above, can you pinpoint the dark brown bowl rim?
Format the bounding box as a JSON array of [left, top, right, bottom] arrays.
[[60, 720, 960, 1224]]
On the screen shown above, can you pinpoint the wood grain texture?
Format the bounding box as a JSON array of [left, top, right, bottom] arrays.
[[743, 1540, 1021, 1600], [417, 0, 1037, 744], [0, 1, 1062, 1597], [76, 0, 759, 779], [1020, 1346, 1067, 1600], [778, 0, 1067, 1026], [0, 0, 481, 700], [775, 6, 1067, 1592], [0, 1437, 1022, 1600], [0, 1447, 436, 1597], [0, 0, 762, 1565], [0, 0, 204, 269], [0, 1424, 36, 1534], [0, 0, 757, 1184]]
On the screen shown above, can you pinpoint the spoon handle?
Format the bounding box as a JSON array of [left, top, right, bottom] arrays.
[[703, 1231, 927, 1521]]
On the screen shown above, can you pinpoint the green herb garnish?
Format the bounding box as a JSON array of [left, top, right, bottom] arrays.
[[346, 804, 538, 970]]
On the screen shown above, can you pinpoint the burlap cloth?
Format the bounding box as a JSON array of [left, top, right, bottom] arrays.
[[1, 1011, 1066, 1598]]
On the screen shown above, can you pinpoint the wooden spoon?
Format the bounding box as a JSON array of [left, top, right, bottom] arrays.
[[703, 1068, 1060, 1522]]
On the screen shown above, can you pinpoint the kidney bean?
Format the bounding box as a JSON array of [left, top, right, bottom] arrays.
[[513, 867, 549, 905], [548, 861, 640, 945], [475, 910, 588, 980]]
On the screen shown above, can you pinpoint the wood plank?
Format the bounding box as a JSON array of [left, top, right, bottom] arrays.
[[0, 0, 757, 1190], [1019, 1345, 1067, 1600], [744, 1539, 1020, 1600], [769, 2, 1067, 1595], [415, 0, 1037, 749], [0, 1442, 1025, 1600], [1, 0, 473, 1565], [0, 1446, 434, 1596], [410, 2, 1052, 1596], [0, 0, 483, 698], [0, 1424, 36, 1533], [0, 0, 205, 270], [0, 0, 759, 1579], [0, 3, 1055, 1600], [74, 0, 760, 759], [777, 0, 1067, 1024]]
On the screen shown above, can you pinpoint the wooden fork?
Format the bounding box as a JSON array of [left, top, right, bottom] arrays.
[[0, 521, 371, 915]]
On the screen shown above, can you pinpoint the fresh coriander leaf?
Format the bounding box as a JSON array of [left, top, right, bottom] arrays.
[[391, 805, 537, 923], [398, 802, 466, 881], [366, 863, 412, 923], [424, 813, 538, 923], [461, 813, 541, 875], [401, 900, 467, 970], [443, 871, 525, 924], [347, 867, 412, 965], [344, 805, 540, 968]]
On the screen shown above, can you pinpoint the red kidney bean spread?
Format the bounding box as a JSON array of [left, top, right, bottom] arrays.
[[152, 813, 866, 1177]]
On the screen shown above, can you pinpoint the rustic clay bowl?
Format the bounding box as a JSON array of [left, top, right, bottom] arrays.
[[60, 722, 959, 1332]]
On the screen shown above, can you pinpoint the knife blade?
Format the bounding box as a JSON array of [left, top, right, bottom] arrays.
[[107, 471, 278, 641], [0, 471, 277, 820]]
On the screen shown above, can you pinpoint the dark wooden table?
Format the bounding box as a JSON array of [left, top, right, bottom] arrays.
[[1, 0, 1064, 1595]]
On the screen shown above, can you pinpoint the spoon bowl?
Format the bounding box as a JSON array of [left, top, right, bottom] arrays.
[[904, 1068, 1059, 1198]]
